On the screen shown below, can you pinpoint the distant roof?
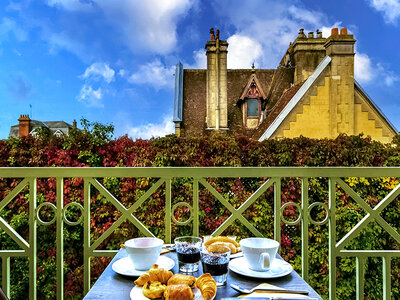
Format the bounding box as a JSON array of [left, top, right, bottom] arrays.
[[9, 119, 73, 138]]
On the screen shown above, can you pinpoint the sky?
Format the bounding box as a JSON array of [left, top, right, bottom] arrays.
[[0, 0, 400, 140]]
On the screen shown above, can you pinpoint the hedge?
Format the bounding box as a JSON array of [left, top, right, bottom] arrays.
[[0, 131, 400, 299]]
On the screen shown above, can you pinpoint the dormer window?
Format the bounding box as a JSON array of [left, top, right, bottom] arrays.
[[247, 98, 259, 117], [237, 73, 266, 129]]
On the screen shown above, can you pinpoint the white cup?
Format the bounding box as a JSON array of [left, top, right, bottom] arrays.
[[240, 238, 280, 271], [124, 237, 163, 270]]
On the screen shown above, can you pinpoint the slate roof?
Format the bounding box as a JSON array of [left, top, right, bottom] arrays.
[[9, 120, 73, 138], [181, 69, 276, 136]]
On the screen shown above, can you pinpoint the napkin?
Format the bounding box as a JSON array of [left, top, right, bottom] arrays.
[[240, 292, 313, 299], [161, 244, 175, 255], [239, 283, 312, 299]]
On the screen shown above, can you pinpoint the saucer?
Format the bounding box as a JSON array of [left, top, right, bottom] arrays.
[[112, 256, 175, 276], [229, 256, 293, 279]]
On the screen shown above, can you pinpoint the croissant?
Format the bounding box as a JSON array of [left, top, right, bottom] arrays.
[[204, 236, 239, 248], [164, 284, 194, 300], [142, 281, 167, 299], [207, 241, 236, 254], [134, 264, 173, 286], [167, 274, 196, 287], [196, 273, 217, 300]]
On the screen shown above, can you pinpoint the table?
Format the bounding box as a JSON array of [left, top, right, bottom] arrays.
[[84, 249, 322, 299]]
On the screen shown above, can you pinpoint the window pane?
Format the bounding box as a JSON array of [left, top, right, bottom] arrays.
[[247, 98, 259, 117]]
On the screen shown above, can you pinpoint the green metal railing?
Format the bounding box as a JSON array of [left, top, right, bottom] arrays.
[[0, 167, 400, 299]]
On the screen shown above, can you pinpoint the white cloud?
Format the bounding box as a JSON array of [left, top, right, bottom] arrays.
[[129, 59, 174, 89], [76, 84, 104, 107], [191, 49, 206, 69], [81, 62, 115, 83], [368, 0, 400, 24], [355, 52, 374, 83], [92, 0, 195, 54], [354, 52, 399, 86], [128, 115, 174, 139], [212, 0, 338, 68], [377, 63, 400, 86], [47, 0, 93, 11], [47, 32, 89, 60], [320, 22, 342, 38], [77, 62, 115, 107], [227, 35, 263, 69], [0, 17, 28, 42], [118, 69, 126, 78]]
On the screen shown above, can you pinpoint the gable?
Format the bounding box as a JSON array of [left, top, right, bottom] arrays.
[[353, 82, 397, 143], [258, 56, 332, 140]]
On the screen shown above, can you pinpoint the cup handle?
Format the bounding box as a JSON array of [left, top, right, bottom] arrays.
[[260, 252, 270, 269]]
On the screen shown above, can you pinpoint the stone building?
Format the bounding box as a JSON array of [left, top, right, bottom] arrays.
[[9, 115, 76, 138], [173, 28, 397, 143]]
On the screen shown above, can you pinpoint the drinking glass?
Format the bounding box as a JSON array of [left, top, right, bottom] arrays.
[[201, 245, 231, 286], [175, 236, 202, 272]]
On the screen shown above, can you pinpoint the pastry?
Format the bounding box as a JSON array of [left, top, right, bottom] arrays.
[[134, 264, 173, 286], [207, 241, 236, 254], [142, 281, 167, 299], [164, 284, 194, 300], [204, 236, 240, 254], [204, 236, 240, 248], [167, 274, 196, 287], [195, 273, 217, 300]]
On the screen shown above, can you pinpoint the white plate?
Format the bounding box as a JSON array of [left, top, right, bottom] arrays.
[[130, 286, 215, 300], [230, 252, 243, 259], [112, 256, 175, 276], [229, 256, 293, 279]]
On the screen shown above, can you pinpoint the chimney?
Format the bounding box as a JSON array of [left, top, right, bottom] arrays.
[[73, 120, 77, 129], [18, 114, 31, 137], [292, 28, 327, 84], [205, 28, 229, 130], [324, 27, 356, 136]]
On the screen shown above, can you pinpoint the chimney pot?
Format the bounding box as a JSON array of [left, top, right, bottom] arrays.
[[340, 28, 348, 35], [316, 29, 322, 38], [308, 32, 314, 38], [210, 28, 215, 40], [331, 28, 339, 36]]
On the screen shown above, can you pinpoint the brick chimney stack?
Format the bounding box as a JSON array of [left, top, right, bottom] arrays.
[[73, 120, 77, 129], [18, 114, 31, 137], [324, 27, 356, 136]]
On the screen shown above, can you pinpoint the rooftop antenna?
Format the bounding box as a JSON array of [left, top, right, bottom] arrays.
[[29, 104, 32, 119]]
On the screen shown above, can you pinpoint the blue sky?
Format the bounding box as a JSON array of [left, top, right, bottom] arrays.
[[0, 0, 400, 139]]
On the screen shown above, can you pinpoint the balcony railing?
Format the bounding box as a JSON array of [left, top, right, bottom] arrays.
[[0, 167, 400, 300]]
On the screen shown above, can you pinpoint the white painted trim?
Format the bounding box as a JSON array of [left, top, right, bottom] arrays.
[[258, 56, 332, 141]]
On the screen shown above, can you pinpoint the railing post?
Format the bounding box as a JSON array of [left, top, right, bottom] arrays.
[[29, 178, 37, 300], [383, 256, 391, 300], [356, 256, 365, 300], [192, 178, 199, 237], [1, 257, 10, 298], [56, 177, 64, 300], [328, 178, 336, 300], [274, 178, 281, 249], [165, 177, 172, 244], [301, 177, 309, 282], [83, 179, 91, 295]]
